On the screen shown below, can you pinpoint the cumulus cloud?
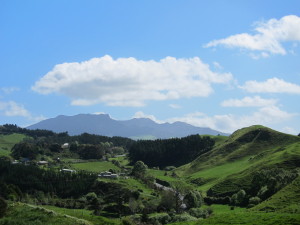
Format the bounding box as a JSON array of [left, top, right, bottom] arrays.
[[169, 104, 181, 109], [32, 55, 233, 107], [221, 96, 278, 107], [204, 15, 300, 57], [1, 87, 20, 95], [0, 101, 31, 117], [133, 111, 163, 123], [165, 106, 296, 133], [0, 100, 46, 122], [240, 77, 300, 94]]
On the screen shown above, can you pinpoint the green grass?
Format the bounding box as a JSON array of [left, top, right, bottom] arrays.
[[171, 211, 300, 225], [109, 156, 130, 167], [0, 133, 27, 157], [42, 205, 119, 225], [71, 161, 120, 173], [203, 204, 246, 214], [169, 204, 300, 225], [148, 169, 179, 183], [186, 157, 252, 192], [175, 126, 300, 196], [0, 203, 91, 225], [98, 177, 155, 197], [202, 135, 229, 147], [251, 176, 300, 213]]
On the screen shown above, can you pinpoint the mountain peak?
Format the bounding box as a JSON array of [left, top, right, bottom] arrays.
[[27, 113, 229, 138]]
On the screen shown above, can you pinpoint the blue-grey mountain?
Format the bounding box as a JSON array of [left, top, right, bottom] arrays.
[[27, 114, 228, 139]]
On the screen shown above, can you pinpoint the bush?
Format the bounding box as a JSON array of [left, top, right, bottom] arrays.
[[0, 197, 7, 218], [184, 191, 203, 209], [249, 196, 261, 205], [121, 217, 135, 225], [149, 213, 171, 225], [171, 213, 197, 223], [188, 208, 209, 218]]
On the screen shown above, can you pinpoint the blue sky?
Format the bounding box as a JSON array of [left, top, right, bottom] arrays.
[[1, 0, 300, 134]]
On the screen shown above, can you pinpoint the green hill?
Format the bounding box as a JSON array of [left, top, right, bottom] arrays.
[[177, 126, 300, 197], [0, 203, 91, 225]]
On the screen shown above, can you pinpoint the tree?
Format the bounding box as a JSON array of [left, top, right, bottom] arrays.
[[0, 197, 7, 218], [131, 161, 148, 178], [159, 190, 176, 211], [78, 144, 105, 159], [231, 189, 247, 206], [184, 190, 203, 209], [86, 192, 103, 215], [11, 142, 39, 160], [49, 143, 62, 152]]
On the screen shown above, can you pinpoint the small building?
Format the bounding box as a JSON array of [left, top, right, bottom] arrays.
[[37, 161, 48, 165], [98, 171, 118, 179], [61, 143, 69, 149], [12, 160, 20, 164], [60, 169, 76, 173]]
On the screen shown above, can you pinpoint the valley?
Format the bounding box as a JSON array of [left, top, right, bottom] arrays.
[[0, 124, 299, 224]]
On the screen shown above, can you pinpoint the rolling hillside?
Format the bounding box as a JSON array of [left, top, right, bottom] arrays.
[[177, 125, 300, 197], [0, 133, 27, 157]]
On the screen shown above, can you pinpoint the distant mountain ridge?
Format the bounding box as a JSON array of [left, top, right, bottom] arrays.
[[27, 114, 228, 139]]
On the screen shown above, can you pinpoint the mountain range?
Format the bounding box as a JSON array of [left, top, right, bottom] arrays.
[[27, 113, 228, 139]]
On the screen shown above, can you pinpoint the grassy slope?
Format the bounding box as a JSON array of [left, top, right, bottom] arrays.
[[71, 161, 120, 173], [176, 126, 300, 194], [42, 205, 119, 225], [251, 176, 300, 213], [171, 212, 300, 225], [0, 133, 27, 157], [171, 204, 300, 225], [0, 203, 92, 225]]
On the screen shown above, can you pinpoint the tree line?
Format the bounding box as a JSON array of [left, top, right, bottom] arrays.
[[0, 124, 135, 149], [0, 159, 97, 199], [128, 135, 215, 168]]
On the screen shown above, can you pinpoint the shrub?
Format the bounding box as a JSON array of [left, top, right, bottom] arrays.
[[121, 217, 135, 225], [149, 213, 171, 225], [171, 213, 197, 223], [188, 208, 209, 218], [0, 197, 7, 218], [249, 196, 261, 205]]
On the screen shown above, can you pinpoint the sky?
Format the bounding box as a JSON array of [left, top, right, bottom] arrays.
[[1, 0, 300, 134]]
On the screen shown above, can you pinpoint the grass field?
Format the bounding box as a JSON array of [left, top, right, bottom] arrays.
[[42, 205, 119, 225], [175, 126, 300, 195], [0, 203, 91, 225], [0, 133, 27, 157], [171, 207, 300, 225], [186, 157, 252, 192], [148, 169, 179, 183], [193, 212, 300, 225], [109, 156, 130, 167], [71, 161, 120, 173]]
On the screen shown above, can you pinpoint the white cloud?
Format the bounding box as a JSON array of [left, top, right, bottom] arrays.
[[165, 106, 296, 133], [221, 96, 278, 107], [32, 55, 233, 107], [281, 126, 297, 135], [133, 111, 163, 123], [205, 15, 300, 57], [0, 101, 31, 117], [169, 104, 181, 109], [240, 77, 300, 94], [0, 100, 46, 122], [1, 87, 20, 95]]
